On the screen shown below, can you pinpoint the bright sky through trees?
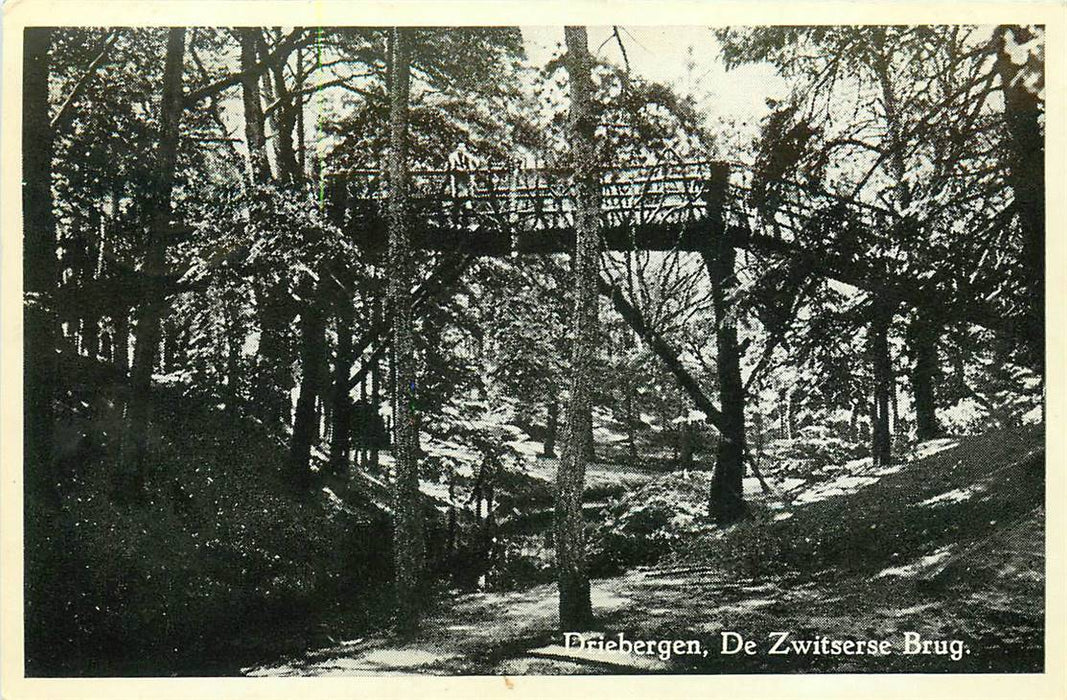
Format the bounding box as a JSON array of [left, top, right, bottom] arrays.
[[521, 26, 787, 147]]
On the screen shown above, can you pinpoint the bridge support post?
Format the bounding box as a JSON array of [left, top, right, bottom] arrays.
[[702, 163, 748, 525], [704, 162, 730, 237]]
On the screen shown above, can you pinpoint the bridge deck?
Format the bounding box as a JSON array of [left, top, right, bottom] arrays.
[[324, 160, 890, 255], [323, 159, 1017, 338]]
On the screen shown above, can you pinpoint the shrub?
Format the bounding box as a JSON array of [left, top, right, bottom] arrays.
[[26, 387, 392, 676]]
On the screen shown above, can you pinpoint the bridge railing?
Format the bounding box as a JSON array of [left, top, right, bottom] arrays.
[[326, 160, 722, 232], [323, 159, 895, 255]]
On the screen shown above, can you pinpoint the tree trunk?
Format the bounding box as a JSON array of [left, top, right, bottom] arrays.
[[320, 395, 330, 444], [753, 411, 765, 460], [159, 316, 173, 373], [328, 296, 356, 476], [785, 389, 795, 440], [266, 29, 300, 185], [872, 39, 941, 449], [114, 308, 130, 376], [625, 388, 638, 463], [678, 419, 693, 467], [296, 46, 307, 176], [890, 372, 899, 437], [995, 26, 1044, 371], [583, 423, 597, 463], [239, 28, 272, 184], [224, 318, 241, 413], [555, 26, 598, 631], [388, 27, 423, 636], [909, 313, 942, 441], [120, 28, 186, 496], [701, 166, 747, 525], [82, 211, 101, 359], [289, 288, 326, 487], [242, 28, 296, 431], [778, 391, 786, 439], [361, 379, 371, 468], [370, 336, 381, 470], [23, 27, 59, 507], [62, 216, 86, 356], [706, 260, 746, 524], [82, 318, 99, 360], [254, 291, 294, 428], [544, 400, 558, 457], [870, 300, 894, 468]]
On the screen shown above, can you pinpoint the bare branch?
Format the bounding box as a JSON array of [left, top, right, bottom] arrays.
[[183, 28, 306, 108]]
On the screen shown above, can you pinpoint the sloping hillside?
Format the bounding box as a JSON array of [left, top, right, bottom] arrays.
[[247, 425, 1045, 675]]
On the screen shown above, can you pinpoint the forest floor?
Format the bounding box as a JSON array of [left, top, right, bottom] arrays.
[[245, 425, 1044, 675]]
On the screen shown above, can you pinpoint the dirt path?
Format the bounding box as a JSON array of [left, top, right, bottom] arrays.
[[245, 432, 1045, 676], [242, 566, 711, 676], [245, 501, 1042, 676]]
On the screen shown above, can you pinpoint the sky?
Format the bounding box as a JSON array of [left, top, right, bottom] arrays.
[[520, 26, 788, 152], [218, 26, 792, 179]]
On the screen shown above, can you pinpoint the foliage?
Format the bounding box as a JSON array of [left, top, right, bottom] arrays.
[[587, 472, 713, 575], [28, 363, 392, 674], [26, 22, 1047, 673]]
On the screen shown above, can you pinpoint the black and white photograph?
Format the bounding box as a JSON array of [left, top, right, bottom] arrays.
[[4, 5, 1058, 691]]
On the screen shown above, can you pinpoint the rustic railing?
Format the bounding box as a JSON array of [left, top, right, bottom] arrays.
[[324, 157, 897, 257]]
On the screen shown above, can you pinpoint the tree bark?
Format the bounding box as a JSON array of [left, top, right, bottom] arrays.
[[114, 307, 130, 376], [23, 27, 59, 507], [82, 211, 102, 359], [699, 165, 751, 525], [254, 290, 295, 429], [995, 26, 1044, 372], [678, 419, 693, 467], [701, 166, 747, 525], [120, 28, 186, 496], [583, 423, 597, 463], [242, 28, 295, 431], [289, 288, 327, 488], [909, 312, 942, 440], [388, 27, 423, 636], [555, 26, 598, 631], [544, 400, 558, 457], [872, 36, 946, 444], [625, 388, 638, 463], [239, 28, 272, 184], [753, 411, 765, 458], [889, 371, 899, 437], [224, 317, 241, 413], [870, 300, 894, 468], [786, 389, 795, 439], [62, 217, 87, 356], [370, 308, 382, 471], [328, 295, 356, 476], [262, 29, 301, 185], [296, 46, 307, 175]]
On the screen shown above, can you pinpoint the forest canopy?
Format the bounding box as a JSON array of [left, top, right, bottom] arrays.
[[20, 24, 1044, 675]]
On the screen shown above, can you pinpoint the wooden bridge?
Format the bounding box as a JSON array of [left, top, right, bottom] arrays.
[[324, 159, 892, 254], [323, 158, 1022, 339]]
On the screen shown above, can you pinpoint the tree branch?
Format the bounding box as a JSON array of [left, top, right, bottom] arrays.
[[346, 254, 473, 390], [598, 276, 726, 432], [51, 30, 122, 132], [182, 28, 306, 108]]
